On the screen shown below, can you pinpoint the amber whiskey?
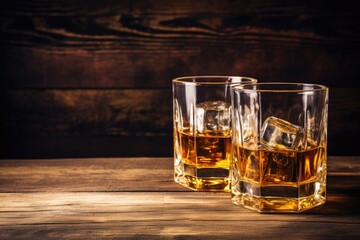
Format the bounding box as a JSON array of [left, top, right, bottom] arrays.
[[231, 144, 327, 212], [174, 128, 231, 191]]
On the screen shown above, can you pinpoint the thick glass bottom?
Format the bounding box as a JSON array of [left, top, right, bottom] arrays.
[[231, 181, 326, 212], [175, 162, 230, 192]]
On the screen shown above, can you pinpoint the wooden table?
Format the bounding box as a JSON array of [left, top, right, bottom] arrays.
[[1, 157, 359, 239]]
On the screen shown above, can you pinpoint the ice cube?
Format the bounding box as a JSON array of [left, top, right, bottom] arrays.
[[260, 116, 304, 151], [196, 101, 231, 133]]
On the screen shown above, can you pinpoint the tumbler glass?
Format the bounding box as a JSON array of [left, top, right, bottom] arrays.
[[231, 83, 328, 212], [173, 76, 257, 192]]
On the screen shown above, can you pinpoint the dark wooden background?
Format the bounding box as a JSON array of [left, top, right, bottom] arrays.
[[1, 0, 359, 158]]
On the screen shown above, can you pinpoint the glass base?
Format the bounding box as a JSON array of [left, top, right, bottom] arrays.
[[231, 181, 326, 212], [175, 162, 230, 192]]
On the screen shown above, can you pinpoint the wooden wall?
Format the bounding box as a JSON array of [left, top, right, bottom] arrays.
[[1, 0, 359, 158]]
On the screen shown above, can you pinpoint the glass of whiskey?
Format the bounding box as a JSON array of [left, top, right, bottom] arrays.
[[231, 83, 329, 212], [172, 76, 257, 191]]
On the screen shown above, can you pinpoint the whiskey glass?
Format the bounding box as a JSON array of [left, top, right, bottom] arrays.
[[173, 76, 257, 191], [231, 83, 328, 212]]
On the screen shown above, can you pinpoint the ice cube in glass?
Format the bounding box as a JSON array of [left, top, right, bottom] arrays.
[[196, 101, 231, 133], [260, 116, 304, 151]]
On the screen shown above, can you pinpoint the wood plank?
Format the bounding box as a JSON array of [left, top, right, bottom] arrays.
[[3, 0, 356, 16], [0, 157, 181, 192], [1, 1, 359, 88], [1, 136, 173, 159], [0, 156, 359, 239], [2, 88, 359, 156], [0, 157, 358, 192], [0, 192, 359, 239], [326, 156, 360, 173], [2, 47, 358, 89], [328, 87, 360, 155], [2, 89, 172, 137]]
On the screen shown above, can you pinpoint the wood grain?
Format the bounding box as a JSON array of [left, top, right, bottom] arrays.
[[1, 0, 359, 88], [0, 156, 359, 239], [2, 89, 172, 137], [0, 192, 359, 240], [0, 157, 180, 192], [0, 157, 358, 192]]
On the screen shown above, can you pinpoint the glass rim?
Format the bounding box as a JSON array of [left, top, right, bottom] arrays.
[[172, 76, 257, 85], [232, 82, 328, 93]]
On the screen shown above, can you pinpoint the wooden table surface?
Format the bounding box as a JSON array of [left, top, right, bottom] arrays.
[[0, 157, 359, 239]]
